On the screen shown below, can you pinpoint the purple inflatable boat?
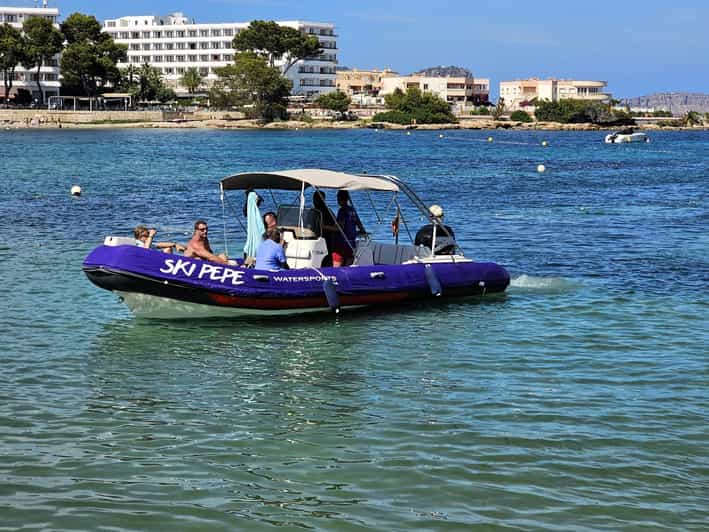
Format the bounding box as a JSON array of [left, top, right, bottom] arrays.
[[83, 169, 509, 318]]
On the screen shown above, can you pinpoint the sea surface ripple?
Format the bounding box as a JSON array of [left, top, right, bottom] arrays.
[[0, 128, 707, 530]]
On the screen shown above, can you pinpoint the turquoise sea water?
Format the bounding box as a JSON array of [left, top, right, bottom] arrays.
[[1, 128, 708, 530]]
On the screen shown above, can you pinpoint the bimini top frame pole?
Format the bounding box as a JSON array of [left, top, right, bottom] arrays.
[[356, 173, 462, 254]]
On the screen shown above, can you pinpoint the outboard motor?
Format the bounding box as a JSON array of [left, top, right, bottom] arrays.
[[414, 224, 456, 255]]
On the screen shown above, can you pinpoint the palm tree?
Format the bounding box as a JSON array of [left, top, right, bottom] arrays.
[[491, 97, 506, 120], [680, 111, 702, 127], [180, 67, 202, 95]]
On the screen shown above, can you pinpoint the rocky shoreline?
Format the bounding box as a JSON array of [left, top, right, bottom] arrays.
[[1, 116, 706, 131]]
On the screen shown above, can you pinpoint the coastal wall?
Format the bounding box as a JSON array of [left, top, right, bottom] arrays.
[[0, 109, 247, 125], [0, 110, 164, 124]]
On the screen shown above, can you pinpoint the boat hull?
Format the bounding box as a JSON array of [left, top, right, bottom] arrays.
[[83, 245, 510, 318], [605, 133, 649, 144]]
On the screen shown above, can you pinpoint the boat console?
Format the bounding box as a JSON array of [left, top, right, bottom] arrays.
[[277, 205, 328, 268]]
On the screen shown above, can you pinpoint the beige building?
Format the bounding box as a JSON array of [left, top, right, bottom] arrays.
[[380, 75, 490, 106], [499, 78, 610, 110], [336, 68, 397, 96]]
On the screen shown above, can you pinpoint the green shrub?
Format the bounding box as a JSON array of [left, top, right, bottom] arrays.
[[381, 87, 457, 124], [315, 90, 350, 113], [371, 110, 414, 124], [469, 106, 490, 115], [510, 110, 532, 122], [534, 99, 634, 125]]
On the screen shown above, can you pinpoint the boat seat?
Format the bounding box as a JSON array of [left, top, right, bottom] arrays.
[[281, 232, 328, 268], [104, 236, 137, 246], [361, 241, 431, 265]]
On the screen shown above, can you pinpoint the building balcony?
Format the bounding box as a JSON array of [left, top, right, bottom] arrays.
[[568, 92, 611, 101], [445, 88, 470, 96]]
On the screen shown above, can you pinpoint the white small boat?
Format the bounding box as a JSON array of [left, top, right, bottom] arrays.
[[605, 129, 649, 144]]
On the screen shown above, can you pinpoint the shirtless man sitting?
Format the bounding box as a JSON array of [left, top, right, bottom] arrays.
[[184, 220, 229, 263]]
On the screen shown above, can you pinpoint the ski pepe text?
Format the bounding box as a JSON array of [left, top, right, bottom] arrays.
[[159, 258, 245, 285]]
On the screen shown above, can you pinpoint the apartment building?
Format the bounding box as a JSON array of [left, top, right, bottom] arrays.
[[336, 68, 397, 96], [379, 75, 490, 106], [102, 12, 337, 97], [499, 78, 610, 110], [0, 4, 61, 102]]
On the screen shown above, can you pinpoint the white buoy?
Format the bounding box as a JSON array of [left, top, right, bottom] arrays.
[[487, 136, 493, 142], [439, 134, 444, 138], [71, 185, 82, 196], [537, 164, 546, 173], [406, 131, 411, 136], [542, 140, 549, 147]]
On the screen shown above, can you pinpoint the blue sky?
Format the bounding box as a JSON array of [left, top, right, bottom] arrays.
[[22, 0, 709, 97]]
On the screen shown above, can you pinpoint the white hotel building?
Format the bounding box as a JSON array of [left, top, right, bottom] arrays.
[[0, 4, 61, 102], [102, 12, 338, 97]]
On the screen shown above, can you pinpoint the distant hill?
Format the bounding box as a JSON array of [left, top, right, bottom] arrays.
[[413, 65, 473, 78], [621, 92, 709, 115]]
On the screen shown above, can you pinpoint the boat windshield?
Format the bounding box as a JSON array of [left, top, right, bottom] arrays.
[[277, 205, 322, 238]]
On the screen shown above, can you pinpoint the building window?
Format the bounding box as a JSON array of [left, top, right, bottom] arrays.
[[142, 43, 151, 50], [165, 43, 174, 50], [176, 30, 185, 38], [188, 30, 197, 37], [107, 21, 116, 27], [200, 42, 209, 49], [211, 29, 221, 36], [154, 43, 162, 50], [200, 54, 209, 61], [224, 28, 233, 36], [212, 41, 220, 49], [153, 31, 162, 38], [200, 30, 208, 37], [165, 31, 173, 38]]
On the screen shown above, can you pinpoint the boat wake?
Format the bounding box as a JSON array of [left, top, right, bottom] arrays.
[[509, 274, 579, 293]]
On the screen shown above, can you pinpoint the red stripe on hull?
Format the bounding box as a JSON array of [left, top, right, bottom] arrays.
[[207, 291, 411, 310]]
